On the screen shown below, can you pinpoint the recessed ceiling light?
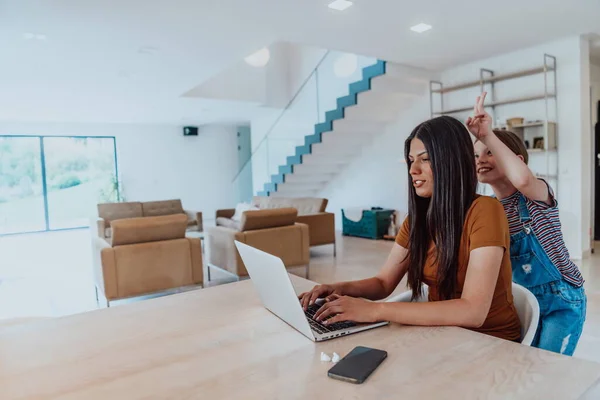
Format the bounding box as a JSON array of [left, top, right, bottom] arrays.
[[328, 0, 353, 11], [410, 23, 432, 33], [23, 33, 47, 41]]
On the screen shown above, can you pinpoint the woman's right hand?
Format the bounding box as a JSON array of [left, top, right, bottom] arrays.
[[298, 284, 342, 310]]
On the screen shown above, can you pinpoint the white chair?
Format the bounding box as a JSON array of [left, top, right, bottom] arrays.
[[511, 282, 540, 346], [386, 283, 539, 345]]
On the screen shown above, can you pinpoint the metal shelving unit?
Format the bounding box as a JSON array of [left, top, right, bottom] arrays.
[[429, 54, 558, 192]]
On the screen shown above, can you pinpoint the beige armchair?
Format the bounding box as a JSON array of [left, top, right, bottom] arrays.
[[206, 208, 310, 279], [92, 214, 203, 306], [96, 199, 203, 241]]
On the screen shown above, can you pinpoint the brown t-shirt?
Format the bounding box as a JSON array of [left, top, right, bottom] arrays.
[[396, 196, 521, 342]]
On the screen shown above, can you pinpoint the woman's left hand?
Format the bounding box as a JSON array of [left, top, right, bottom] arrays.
[[313, 294, 381, 325]]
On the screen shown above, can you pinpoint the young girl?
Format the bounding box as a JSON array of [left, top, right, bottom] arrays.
[[469, 92, 586, 355], [299, 116, 521, 342]]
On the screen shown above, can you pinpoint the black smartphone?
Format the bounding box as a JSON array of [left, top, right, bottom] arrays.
[[327, 346, 387, 384]]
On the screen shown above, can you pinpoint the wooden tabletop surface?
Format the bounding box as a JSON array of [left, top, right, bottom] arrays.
[[0, 275, 599, 399]]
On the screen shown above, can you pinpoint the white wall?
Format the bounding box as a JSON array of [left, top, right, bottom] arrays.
[[321, 36, 592, 259], [0, 121, 239, 224]]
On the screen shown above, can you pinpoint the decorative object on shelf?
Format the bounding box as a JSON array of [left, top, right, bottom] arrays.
[[525, 140, 530, 149], [533, 137, 544, 149], [506, 117, 524, 128]]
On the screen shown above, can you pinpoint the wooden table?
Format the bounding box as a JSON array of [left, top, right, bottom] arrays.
[[1, 276, 599, 399]]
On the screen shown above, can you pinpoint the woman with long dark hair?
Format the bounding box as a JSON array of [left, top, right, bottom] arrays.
[[299, 116, 521, 341]]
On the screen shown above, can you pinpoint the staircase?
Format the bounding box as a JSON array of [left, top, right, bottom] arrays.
[[256, 59, 430, 197]]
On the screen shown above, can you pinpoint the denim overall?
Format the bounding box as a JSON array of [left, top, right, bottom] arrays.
[[510, 193, 586, 355]]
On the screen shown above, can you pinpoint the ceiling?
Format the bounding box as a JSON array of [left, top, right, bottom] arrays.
[[1, 0, 599, 125]]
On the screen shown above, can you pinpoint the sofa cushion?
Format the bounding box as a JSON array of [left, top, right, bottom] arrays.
[[142, 199, 184, 217], [98, 202, 143, 227], [216, 217, 242, 231], [252, 196, 327, 216], [111, 214, 187, 246]]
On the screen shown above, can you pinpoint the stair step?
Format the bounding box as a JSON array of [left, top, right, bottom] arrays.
[[348, 79, 371, 96], [361, 60, 386, 79], [337, 94, 358, 109], [325, 108, 344, 122]]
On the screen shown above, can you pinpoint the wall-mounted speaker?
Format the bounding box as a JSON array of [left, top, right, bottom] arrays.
[[183, 126, 198, 136]]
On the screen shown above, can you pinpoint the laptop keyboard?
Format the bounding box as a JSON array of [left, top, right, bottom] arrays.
[[304, 303, 356, 334]]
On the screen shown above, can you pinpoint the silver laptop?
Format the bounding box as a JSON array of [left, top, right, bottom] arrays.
[[234, 241, 389, 342]]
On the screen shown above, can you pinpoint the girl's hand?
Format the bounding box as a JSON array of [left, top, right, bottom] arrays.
[[466, 92, 493, 140], [313, 294, 380, 324]]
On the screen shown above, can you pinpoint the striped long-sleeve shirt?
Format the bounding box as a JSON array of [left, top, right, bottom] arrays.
[[499, 184, 584, 287]]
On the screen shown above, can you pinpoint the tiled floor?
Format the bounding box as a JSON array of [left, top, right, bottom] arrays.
[[1, 229, 599, 363]]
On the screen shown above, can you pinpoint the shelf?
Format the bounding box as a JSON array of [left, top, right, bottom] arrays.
[[527, 148, 557, 153], [512, 121, 552, 128], [495, 122, 556, 131], [434, 93, 556, 115], [432, 66, 554, 94]]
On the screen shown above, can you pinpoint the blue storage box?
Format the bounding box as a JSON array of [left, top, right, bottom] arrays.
[[342, 207, 395, 239]]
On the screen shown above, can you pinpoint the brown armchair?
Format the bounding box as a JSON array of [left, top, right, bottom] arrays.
[[92, 214, 203, 305], [206, 208, 310, 279]]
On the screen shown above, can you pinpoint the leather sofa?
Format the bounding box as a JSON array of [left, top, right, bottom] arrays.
[[96, 199, 202, 241]]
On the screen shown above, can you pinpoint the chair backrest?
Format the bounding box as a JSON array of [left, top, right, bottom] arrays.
[[110, 214, 187, 246], [511, 282, 540, 346], [387, 283, 540, 346]]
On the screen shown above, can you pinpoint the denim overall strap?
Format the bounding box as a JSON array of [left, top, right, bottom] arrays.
[[509, 193, 562, 288]]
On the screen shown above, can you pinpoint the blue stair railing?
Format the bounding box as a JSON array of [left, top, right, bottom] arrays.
[[232, 51, 386, 197]]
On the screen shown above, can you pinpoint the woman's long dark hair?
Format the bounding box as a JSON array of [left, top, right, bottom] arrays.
[[404, 116, 478, 300]]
